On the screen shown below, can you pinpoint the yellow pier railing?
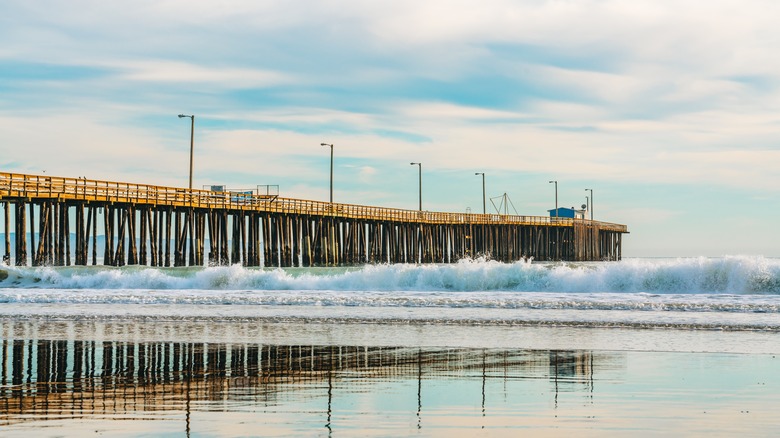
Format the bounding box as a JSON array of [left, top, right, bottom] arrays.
[[0, 172, 628, 233]]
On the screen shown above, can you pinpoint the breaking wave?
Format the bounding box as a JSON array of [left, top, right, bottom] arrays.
[[1, 256, 779, 294]]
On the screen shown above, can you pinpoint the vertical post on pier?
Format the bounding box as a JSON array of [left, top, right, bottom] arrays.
[[15, 201, 27, 266], [585, 188, 593, 220], [174, 209, 181, 266], [140, 206, 147, 266], [321, 143, 334, 204], [549, 181, 558, 217], [3, 202, 9, 265], [475, 173, 485, 214], [75, 203, 83, 265], [178, 114, 195, 191], [411, 163, 422, 211], [91, 207, 97, 265]]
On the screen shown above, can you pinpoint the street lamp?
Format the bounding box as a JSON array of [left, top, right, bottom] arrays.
[[321, 143, 334, 203], [410, 162, 422, 211], [585, 188, 593, 220], [549, 180, 558, 217], [475, 172, 485, 214], [178, 114, 195, 190]]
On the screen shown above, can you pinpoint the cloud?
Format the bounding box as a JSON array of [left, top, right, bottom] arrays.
[[115, 60, 293, 87], [357, 166, 377, 183], [0, 114, 184, 184]]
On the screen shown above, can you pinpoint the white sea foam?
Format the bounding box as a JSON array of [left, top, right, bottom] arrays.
[[1, 256, 780, 331], [1, 256, 778, 294]]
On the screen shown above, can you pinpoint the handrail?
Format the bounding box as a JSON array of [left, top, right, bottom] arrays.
[[0, 172, 628, 232]]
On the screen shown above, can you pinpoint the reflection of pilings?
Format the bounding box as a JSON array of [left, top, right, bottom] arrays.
[[0, 337, 614, 424]]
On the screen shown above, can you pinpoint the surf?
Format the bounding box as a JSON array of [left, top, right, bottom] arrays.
[[1, 255, 779, 294]]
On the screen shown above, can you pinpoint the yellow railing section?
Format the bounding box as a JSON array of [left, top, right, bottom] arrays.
[[0, 172, 628, 232]]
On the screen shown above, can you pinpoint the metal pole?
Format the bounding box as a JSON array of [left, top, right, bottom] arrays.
[[321, 143, 334, 203], [178, 114, 195, 190], [482, 174, 486, 215], [189, 115, 194, 190], [475, 173, 485, 214], [549, 180, 558, 217], [585, 188, 593, 220], [410, 163, 422, 211]]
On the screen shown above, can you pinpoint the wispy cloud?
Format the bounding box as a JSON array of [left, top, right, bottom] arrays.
[[115, 60, 293, 87]]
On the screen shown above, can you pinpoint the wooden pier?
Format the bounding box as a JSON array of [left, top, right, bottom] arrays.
[[0, 172, 627, 267]]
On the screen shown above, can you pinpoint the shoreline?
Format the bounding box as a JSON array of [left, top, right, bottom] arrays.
[[3, 316, 778, 354]]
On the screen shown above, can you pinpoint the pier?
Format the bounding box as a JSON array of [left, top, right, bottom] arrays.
[[0, 172, 627, 267]]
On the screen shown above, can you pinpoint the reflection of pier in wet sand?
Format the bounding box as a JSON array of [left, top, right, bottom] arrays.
[[2, 321, 779, 436], [0, 336, 613, 427]]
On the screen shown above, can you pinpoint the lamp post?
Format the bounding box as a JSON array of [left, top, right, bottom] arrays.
[[410, 162, 422, 211], [585, 188, 593, 220], [178, 114, 195, 190], [321, 143, 334, 203], [549, 180, 558, 217], [475, 172, 485, 214]]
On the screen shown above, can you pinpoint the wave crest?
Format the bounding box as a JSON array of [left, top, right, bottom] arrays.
[[0, 256, 778, 294]]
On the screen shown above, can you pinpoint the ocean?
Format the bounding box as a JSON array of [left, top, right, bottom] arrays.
[[2, 255, 780, 331], [1, 256, 780, 436]]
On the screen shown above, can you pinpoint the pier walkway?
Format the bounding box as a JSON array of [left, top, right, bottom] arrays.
[[1, 172, 627, 267]]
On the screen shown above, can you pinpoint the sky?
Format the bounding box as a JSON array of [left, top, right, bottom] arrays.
[[1, 0, 779, 257]]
